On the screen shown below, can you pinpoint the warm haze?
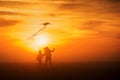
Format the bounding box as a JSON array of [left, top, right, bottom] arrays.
[[0, 0, 120, 63]]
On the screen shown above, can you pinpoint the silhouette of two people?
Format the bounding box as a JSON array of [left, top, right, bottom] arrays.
[[36, 47, 55, 65]]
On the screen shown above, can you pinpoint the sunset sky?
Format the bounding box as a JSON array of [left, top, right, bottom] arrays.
[[0, 0, 120, 63]]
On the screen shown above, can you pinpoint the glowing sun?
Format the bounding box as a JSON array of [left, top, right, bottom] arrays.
[[35, 35, 49, 46], [29, 34, 50, 51]]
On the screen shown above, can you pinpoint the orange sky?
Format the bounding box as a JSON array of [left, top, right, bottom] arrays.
[[0, 0, 120, 63]]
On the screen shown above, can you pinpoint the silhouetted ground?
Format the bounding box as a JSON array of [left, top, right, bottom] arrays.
[[0, 62, 120, 80]]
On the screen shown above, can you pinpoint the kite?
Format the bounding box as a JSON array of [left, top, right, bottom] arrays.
[[28, 22, 50, 40]]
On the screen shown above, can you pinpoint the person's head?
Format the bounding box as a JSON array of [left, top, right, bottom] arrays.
[[44, 46, 49, 50], [39, 50, 42, 54]]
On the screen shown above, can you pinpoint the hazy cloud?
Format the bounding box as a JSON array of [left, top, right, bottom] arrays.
[[99, 30, 120, 39], [0, 1, 30, 5], [0, 18, 20, 27], [108, 0, 120, 2], [110, 24, 120, 27], [58, 0, 93, 12], [59, 3, 91, 11], [76, 19, 120, 39], [57, 0, 120, 19], [0, 11, 26, 16], [0, 1, 32, 8], [102, 0, 120, 14], [82, 20, 104, 30]]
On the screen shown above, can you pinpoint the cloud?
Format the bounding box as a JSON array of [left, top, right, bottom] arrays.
[[0, 1, 32, 8], [110, 24, 120, 27], [108, 0, 120, 2], [76, 19, 120, 39], [81, 20, 105, 30], [0, 18, 20, 27], [0, 1, 30, 5], [0, 11, 26, 16], [59, 3, 91, 10], [56, 0, 120, 19], [101, 0, 120, 14], [99, 32, 120, 39], [58, 0, 93, 12]]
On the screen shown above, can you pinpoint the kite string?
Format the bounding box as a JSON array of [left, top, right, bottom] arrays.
[[28, 25, 47, 40]]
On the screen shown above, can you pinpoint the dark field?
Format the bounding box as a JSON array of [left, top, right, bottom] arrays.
[[0, 62, 120, 80]]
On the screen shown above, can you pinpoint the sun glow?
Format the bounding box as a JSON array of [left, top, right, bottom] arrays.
[[36, 35, 49, 46], [28, 34, 51, 51]]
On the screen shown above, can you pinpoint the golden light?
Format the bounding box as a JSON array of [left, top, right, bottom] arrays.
[[35, 35, 49, 46], [28, 34, 51, 51]]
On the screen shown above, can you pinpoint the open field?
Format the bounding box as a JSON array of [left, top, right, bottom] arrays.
[[0, 62, 120, 80]]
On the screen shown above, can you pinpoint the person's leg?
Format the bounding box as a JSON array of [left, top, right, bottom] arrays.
[[45, 57, 48, 65], [39, 59, 41, 65], [49, 57, 52, 65]]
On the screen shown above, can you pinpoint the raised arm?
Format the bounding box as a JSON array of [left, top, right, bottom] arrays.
[[51, 48, 55, 52]]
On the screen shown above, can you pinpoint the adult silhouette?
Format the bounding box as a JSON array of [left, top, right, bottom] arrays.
[[36, 50, 44, 65], [43, 47, 55, 65]]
